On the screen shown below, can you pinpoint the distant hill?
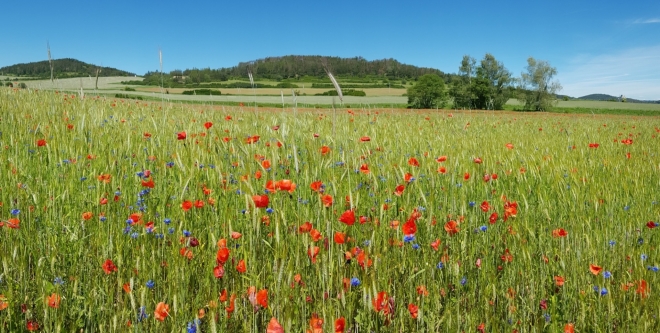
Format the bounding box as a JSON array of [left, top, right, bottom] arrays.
[[577, 94, 659, 104], [0, 58, 135, 79]]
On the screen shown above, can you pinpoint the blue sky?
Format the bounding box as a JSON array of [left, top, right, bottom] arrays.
[[2, 0, 659, 99]]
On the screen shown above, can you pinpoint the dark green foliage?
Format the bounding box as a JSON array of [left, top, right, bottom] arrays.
[[182, 89, 221, 95], [407, 74, 447, 109], [134, 56, 451, 87], [5, 82, 13, 87], [18, 82, 27, 89], [448, 54, 512, 110], [123, 87, 136, 91], [311, 83, 405, 89], [315, 89, 366, 97], [114, 93, 143, 100], [0, 58, 134, 78]]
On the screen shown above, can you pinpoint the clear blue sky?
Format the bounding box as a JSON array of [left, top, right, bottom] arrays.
[[3, 0, 659, 99]]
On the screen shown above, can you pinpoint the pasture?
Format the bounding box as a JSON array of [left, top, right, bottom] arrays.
[[0, 87, 659, 332]]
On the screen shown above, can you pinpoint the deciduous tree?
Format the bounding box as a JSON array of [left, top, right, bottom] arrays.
[[519, 57, 562, 111]]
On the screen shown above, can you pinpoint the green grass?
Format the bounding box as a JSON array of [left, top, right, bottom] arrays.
[[1, 87, 660, 332]]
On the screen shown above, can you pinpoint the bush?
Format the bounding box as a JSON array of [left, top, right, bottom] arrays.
[[124, 87, 136, 91], [18, 83, 27, 89], [115, 93, 143, 100], [5, 82, 13, 87], [182, 89, 222, 96], [315, 89, 366, 97]]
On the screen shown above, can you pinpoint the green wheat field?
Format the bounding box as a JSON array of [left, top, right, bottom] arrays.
[[1, 88, 659, 332]]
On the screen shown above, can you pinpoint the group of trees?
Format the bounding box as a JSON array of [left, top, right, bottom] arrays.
[[0, 58, 134, 79], [407, 54, 561, 111], [137, 55, 453, 87]]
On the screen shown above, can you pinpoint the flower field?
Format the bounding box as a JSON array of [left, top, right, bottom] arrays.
[[1, 88, 659, 332]]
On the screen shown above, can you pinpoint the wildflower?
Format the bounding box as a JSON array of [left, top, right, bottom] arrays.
[[350, 277, 360, 287], [37, 139, 47, 147], [252, 195, 269, 208], [460, 276, 467, 286], [552, 228, 568, 238], [154, 302, 169, 321], [335, 317, 346, 333], [267, 317, 284, 333], [102, 259, 117, 274], [177, 132, 187, 140], [339, 210, 355, 225], [589, 264, 602, 275], [603, 271, 612, 279], [146, 280, 155, 289], [47, 293, 61, 308], [408, 303, 419, 319]]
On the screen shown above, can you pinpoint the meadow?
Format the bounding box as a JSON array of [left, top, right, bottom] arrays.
[[0, 87, 659, 332]]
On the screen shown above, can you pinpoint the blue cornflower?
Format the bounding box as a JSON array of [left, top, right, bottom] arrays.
[[10, 209, 20, 216], [164, 218, 171, 225], [460, 276, 467, 286], [138, 306, 149, 322], [600, 287, 608, 296], [543, 313, 551, 322], [123, 226, 132, 234], [183, 230, 191, 237], [168, 228, 175, 234], [166, 162, 174, 167], [403, 235, 416, 243], [53, 277, 65, 285], [608, 240, 616, 247], [99, 216, 107, 222], [436, 262, 444, 269], [363, 240, 371, 247], [641, 254, 648, 261], [80, 177, 87, 181], [266, 208, 274, 214], [412, 243, 420, 250], [469, 201, 476, 208], [479, 225, 488, 232], [603, 271, 612, 279], [146, 280, 155, 289], [187, 321, 197, 333], [647, 266, 659, 272], [624, 205, 630, 211], [350, 277, 361, 287], [131, 232, 139, 239]]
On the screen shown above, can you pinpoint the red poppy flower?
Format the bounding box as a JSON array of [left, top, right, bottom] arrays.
[[437, 166, 447, 174], [245, 135, 260, 144], [181, 200, 193, 211], [47, 293, 61, 308], [334, 317, 346, 333], [636, 279, 649, 298], [360, 136, 371, 142], [308, 313, 324, 333], [463, 172, 470, 180], [154, 302, 169, 321], [267, 317, 283, 333], [310, 229, 323, 242], [436, 156, 447, 162], [213, 264, 225, 278], [404, 172, 414, 182], [430, 239, 441, 251], [252, 195, 269, 208], [564, 323, 575, 333], [321, 194, 333, 207], [216, 248, 230, 264], [26, 320, 39, 331], [646, 221, 658, 229], [177, 132, 187, 140], [402, 218, 417, 236], [503, 201, 518, 221], [236, 260, 246, 273], [204, 122, 213, 129], [307, 246, 320, 263], [552, 228, 568, 237], [408, 157, 419, 167], [473, 157, 482, 164], [554, 275, 565, 287], [143, 132, 152, 138], [501, 248, 513, 262], [359, 164, 370, 174], [408, 303, 419, 319], [310, 181, 323, 192], [480, 201, 490, 212], [339, 210, 355, 225], [334, 232, 346, 244], [393, 184, 405, 196], [505, 143, 514, 149], [444, 220, 459, 235], [589, 264, 602, 275], [37, 139, 47, 147], [299, 221, 313, 233], [141, 178, 155, 188], [320, 146, 331, 155], [489, 212, 498, 224], [102, 259, 117, 274], [588, 143, 599, 148], [226, 294, 236, 317], [256, 289, 268, 308]]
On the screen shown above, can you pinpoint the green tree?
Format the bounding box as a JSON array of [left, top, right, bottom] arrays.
[[449, 55, 476, 109], [407, 74, 447, 109], [473, 54, 512, 110], [519, 57, 561, 111]]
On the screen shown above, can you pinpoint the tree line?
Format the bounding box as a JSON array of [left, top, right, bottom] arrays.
[[0, 58, 135, 79], [135, 55, 453, 87], [408, 54, 562, 111]]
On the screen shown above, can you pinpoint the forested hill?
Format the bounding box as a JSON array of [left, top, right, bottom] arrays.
[[0, 58, 135, 78], [144, 55, 450, 85]]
